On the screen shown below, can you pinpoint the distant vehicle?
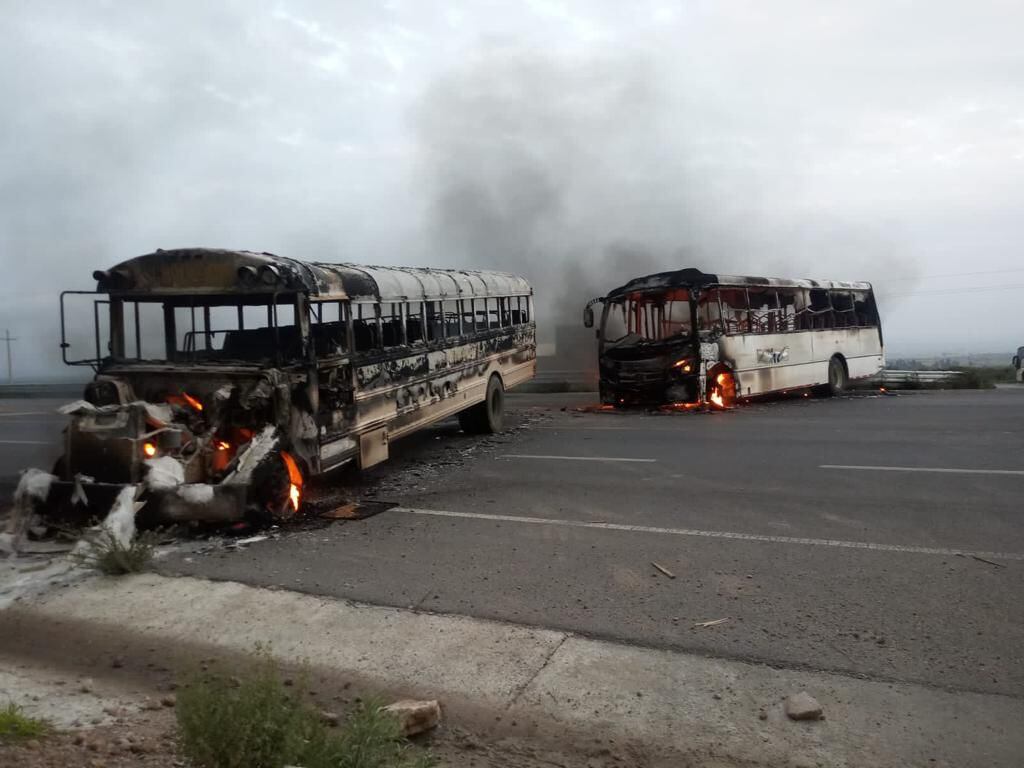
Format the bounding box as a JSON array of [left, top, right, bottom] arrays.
[[53, 248, 535, 523], [1014, 347, 1024, 382], [583, 268, 884, 407]]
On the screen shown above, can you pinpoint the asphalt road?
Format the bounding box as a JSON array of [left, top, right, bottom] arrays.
[[0, 398, 67, 491], [6, 390, 1024, 699]]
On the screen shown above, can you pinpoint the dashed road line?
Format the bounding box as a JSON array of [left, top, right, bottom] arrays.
[[822, 464, 1024, 476], [395, 507, 1024, 561], [501, 454, 656, 463]]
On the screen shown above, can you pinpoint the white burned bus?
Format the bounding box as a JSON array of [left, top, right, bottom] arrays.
[[55, 248, 535, 523], [584, 268, 883, 407]]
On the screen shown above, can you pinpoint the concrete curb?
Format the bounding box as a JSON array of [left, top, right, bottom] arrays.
[[5, 573, 1022, 767]]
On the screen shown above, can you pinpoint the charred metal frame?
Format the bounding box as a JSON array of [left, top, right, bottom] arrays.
[[590, 268, 882, 407], [54, 249, 536, 524]]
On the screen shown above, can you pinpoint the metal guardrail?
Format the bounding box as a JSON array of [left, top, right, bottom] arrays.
[[0, 383, 85, 400], [868, 370, 964, 386]]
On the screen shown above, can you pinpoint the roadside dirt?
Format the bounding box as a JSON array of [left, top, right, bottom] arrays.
[[0, 616, 716, 768]]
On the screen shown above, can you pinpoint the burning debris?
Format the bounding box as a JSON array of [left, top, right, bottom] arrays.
[[39, 379, 308, 529]]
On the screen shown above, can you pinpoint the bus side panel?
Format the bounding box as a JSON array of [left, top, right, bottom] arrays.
[[722, 328, 883, 396], [335, 325, 535, 448], [722, 332, 822, 397], [815, 327, 884, 379]]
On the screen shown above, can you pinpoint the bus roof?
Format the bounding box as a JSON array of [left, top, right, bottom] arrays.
[[94, 248, 533, 301], [604, 268, 873, 299]]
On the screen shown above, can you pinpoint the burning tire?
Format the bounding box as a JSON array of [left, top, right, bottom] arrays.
[[707, 366, 737, 409], [246, 451, 304, 524], [458, 374, 505, 434]]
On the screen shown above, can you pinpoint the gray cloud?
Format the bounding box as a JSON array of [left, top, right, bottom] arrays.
[[2, 1, 1023, 378]]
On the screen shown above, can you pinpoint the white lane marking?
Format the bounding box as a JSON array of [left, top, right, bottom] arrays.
[[822, 464, 1024, 476], [501, 454, 656, 463], [0, 439, 52, 445], [395, 507, 1024, 561]]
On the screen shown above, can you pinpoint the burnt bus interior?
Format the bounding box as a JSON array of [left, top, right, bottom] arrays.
[[62, 294, 533, 371], [601, 285, 880, 347], [49, 249, 535, 526]]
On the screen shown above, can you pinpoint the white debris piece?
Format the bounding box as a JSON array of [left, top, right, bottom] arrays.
[[145, 456, 185, 490], [177, 484, 215, 504], [16, 468, 57, 503], [224, 425, 279, 485], [142, 402, 174, 426], [58, 400, 96, 415], [99, 485, 145, 548], [3, 469, 58, 556]]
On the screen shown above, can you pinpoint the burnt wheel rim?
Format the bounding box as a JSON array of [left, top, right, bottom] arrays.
[[830, 360, 843, 389]]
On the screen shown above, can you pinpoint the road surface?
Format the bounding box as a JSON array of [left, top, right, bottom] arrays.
[[0, 398, 66, 491], [5, 390, 1024, 700]]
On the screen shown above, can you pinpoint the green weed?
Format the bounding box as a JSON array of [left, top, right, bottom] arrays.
[[0, 702, 50, 744], [176, 652, 434, 768], [72, 526, 160, 575]]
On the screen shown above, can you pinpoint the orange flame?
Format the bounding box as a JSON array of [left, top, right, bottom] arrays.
[[280, 451, 303, 512], [217, 441, 230, 450], [182, 392, 204, 411], [708, 369, 735, 410], [143, 441, 157, 457]]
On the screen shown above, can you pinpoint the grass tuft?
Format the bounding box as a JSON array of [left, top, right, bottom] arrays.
[[0, 702, 50, 744], [177, 651, 434, 768], [72, 526, 160, 575]]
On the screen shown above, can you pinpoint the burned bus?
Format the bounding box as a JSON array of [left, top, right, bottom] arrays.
[[54, 248, 535, 523], [584, 268, 883, 407]]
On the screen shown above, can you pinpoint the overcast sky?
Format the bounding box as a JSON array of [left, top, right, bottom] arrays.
[[2, 0, 1023, 377]]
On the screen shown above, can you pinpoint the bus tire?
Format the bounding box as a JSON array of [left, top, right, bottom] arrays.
[[827, 355, 848, 396], [459, 374, 505, 434]]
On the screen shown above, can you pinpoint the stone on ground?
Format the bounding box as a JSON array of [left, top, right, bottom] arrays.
[[382, 699, 442, 736], [785, 691, 823, 721]]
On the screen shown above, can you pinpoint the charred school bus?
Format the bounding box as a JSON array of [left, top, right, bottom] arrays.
[[55, 248, 535, 524], [584, 268, 883, 408]]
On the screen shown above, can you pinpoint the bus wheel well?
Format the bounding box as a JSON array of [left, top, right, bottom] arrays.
[[459, 373, 505, 434], [827, 354, 849, 395]]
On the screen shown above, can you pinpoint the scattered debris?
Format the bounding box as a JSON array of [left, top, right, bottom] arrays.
[[694, 618, 729, 628], [784, 691, 823, 721], [232, 535, 269, 547], [145, 457, 185, 491], [2, 469, 58, 556], [320, 502, 360, 520], [319, 710, 341, 727], [382, 699, 441, 736], [970, 555, 1006, 569], [650, 561, 676, 579]]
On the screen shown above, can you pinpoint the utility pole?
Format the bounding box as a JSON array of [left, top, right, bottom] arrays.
[[2, 329, 15, 383]]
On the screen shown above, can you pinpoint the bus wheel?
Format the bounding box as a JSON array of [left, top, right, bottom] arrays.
[[459, 375, 505, 434], [827, 355, 848, 395]]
